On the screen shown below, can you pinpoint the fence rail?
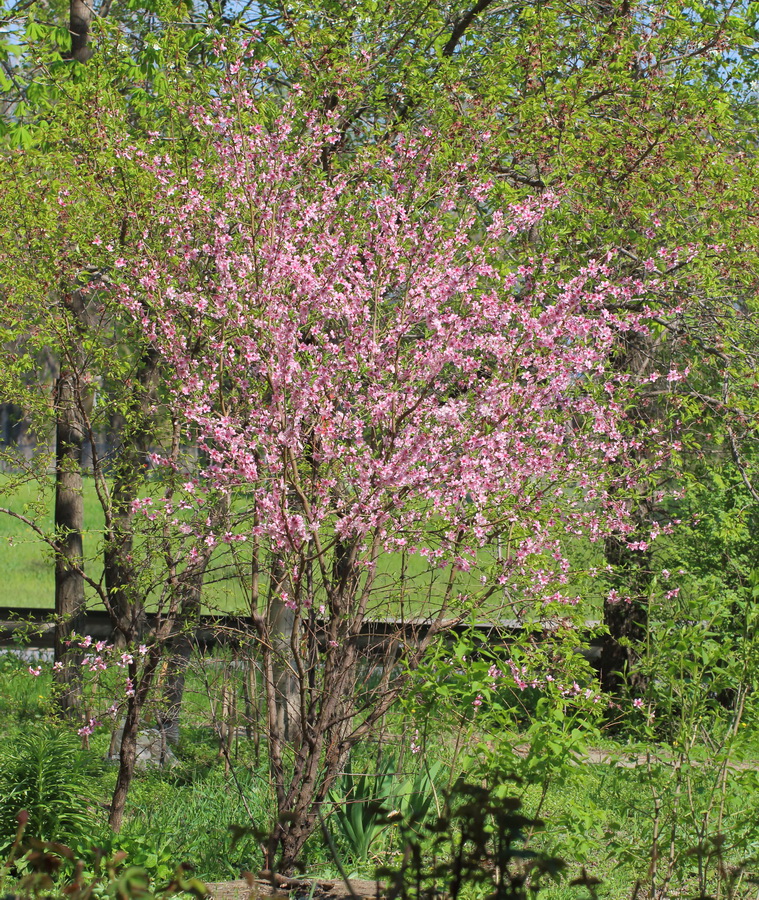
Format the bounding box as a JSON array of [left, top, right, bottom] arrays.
[[0, 606, 603, 663]]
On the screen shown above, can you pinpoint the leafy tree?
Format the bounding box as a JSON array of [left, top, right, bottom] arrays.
[[1, 0, 758, 859]]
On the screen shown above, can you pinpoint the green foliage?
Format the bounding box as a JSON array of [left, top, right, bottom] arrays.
[[1, 818, 208, 900], [0, 655, 52, 722], [504, 700, 602, 789], [114, 767, 268, 880], [92, 825, 178, 886], [603, 582, 759, 897], [658, 458, 759, 627], [0, 728, 100, 854], [379, 779, 567, 900], [393, 763, 443, 827], [329, 758, 398, 863]]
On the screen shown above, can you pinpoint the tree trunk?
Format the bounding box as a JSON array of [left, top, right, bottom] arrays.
[[53, 369, 86, 717], [69, 0, 93, 63], [268, 555, 300, 744], [157, 571, 204, 746], [103, 461, 144, 644], [601, 325, 656, 694], [600, 530, 652, 694], [109, 649, 160, 831], [109, 700, 140, 833], [102, 349, 159, 643], [52, 0, 100, 712]]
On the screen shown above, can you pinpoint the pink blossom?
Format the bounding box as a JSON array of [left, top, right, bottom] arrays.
[[86, 90, 684, 716], [78, 718, 100, 737]]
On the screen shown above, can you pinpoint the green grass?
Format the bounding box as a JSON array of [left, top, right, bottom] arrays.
[[0, 475, 492, 615], [0, 476, 250, 612], [0, 475, 606, 622], [2, 651, 759, 896], [0, 479, 66, 608]]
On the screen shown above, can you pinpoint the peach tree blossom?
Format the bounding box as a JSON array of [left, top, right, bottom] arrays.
[[83, 68, 678, 866]]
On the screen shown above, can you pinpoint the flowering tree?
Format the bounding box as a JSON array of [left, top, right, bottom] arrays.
[[58, 56, 675, 865], [0, 0, 755, 872]]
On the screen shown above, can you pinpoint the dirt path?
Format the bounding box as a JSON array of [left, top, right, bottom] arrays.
[[206, 877, 384, 900]]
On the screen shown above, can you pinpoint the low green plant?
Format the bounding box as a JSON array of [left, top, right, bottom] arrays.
[[328, 756, 444, 866], [116, 764, 269, 880], [93, 825, 178, 886], [611, 585, 759, 899], [0, 727, 100, 855], [393, 762, 444, 826], [0, 653, 50, 722], [328, 757, 398, 862], [0, 809, 208, 900]]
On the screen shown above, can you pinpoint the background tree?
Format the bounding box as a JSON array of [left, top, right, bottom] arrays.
[[1, 0, 758, 854]]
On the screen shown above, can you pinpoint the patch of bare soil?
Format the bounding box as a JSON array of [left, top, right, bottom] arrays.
[[205, 877, 384, 900]]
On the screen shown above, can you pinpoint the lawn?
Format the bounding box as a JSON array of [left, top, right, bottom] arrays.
[[0, 476, 606, 622], [0, 476, 248, 612]]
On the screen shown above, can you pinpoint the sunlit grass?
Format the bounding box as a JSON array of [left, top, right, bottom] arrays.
[[0, 474, 605, 621]]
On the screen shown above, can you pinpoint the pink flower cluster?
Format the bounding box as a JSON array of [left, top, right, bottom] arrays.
[[77, 86, 682, 616]]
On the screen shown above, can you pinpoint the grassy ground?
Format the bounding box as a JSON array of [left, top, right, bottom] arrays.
[[2, 651, 759, 898], [0, 475, 606, 622], [0, 479, 67, 608], [0, 477, 493, 616], [0, 477, 248, 611]]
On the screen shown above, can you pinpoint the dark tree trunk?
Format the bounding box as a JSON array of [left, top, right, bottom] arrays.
[[108, 649, 161, 832], [69, 0, 93, 63], [109, 702, 139, 833], [600, 529, 653, 694], [102, 349, 159, 643], [53, 369, 86, 716], [103, 455, 144, 644], [53, 0, 104, 712], [601, 326, 656, 694]]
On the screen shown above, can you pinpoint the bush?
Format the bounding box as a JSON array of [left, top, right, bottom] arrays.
[[378, 779, 567, 900]]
